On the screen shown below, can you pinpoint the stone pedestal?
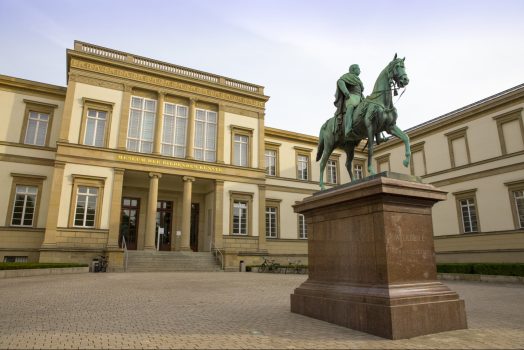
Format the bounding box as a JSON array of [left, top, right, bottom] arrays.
[[291, 173, 467, 340]]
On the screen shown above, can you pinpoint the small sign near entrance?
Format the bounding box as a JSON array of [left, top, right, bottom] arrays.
[[158, 227, 165, 235], [176, 230, 181, 236]]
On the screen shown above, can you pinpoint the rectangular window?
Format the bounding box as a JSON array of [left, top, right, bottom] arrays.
[[265, 150, 277, 176], [232, 200, 248, 235], [265, 206, 277, 238], [74, 186, 99, 227], [24, 111, 49, 146], [513, 190, 524, 228], [3, 256, 28, 263], [354, 163, 364, 180], [127, 96, 157, 153], [297, 155, 309, 180], [11, 185, 37, 226], [298, 214, 307, 239], [194, 109, 217, 162], [446, 127, 471, 168], [161, 103, 188, 158], [234, 135, 249, 166], [84, 109, 107, 147], [459, 198, 478, 233], [326, 159, 337, 184]]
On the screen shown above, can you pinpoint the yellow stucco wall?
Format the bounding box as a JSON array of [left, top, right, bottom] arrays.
[[57, 164, 115, 229], [68, 83, 124, 147], [224, 112, 260, 168], [0, 89, 64, 147], [223, 181, 259, 236]]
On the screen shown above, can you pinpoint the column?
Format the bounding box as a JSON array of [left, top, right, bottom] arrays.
[[213, 180, 224, 249], [41, 161, 66, 248], [186, 98, 196, 159], [117, 85, 133, 150], [258, 113, 265, 170], [217, 104, 225, 164], [180, 176, 195, 251], [258, 184, 267, 251], [106, 168, 125, 249], [153, 92, 165, 154], [144, 172, 161, 250], [58, 74, 77, 142]]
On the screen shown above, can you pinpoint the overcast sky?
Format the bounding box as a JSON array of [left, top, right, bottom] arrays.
[[1, 0, 523, 136]]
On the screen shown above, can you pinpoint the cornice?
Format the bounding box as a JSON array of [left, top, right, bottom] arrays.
[[376, 84, 524, 151], [0, 74, 66, 99], [67, 49, 269, 108]]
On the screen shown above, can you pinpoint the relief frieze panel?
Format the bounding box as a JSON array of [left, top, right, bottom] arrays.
[[70, 58, 265, 108]]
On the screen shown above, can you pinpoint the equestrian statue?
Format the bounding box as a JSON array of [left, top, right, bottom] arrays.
[[317, 54, 411, 190]]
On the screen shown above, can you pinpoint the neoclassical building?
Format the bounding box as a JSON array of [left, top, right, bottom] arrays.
[[0, 41, 522, 270]]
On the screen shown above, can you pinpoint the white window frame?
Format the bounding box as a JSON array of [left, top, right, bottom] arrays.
[[513, 190, 524, 228], [265, 206, 277, 238], [10, 185, 38, 227], [194, 109, 217, 162], [354, 163, 364, 180], [459, 198, 478, 233], [234, 134, 249, 166], [298, 214, 307, 239], [84, 109, 107, 147], [126, 96, 157, 154], [326, 159, 337, 184], [265, 149, 277, 176], [24, 111, 49, 146], [74, 186, 99, 228], [297, 155, 309, 180], [232, 200, 248, 235], [161, 102, 188, 158]]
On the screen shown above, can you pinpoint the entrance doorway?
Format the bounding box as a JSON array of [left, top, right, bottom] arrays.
[[156, 200, 173, 251], [120, 198, 140, 250], [190, 203, 199, 251]]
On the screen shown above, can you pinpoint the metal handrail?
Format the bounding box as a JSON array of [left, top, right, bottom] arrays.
[[121, 235, 128, 272], [210, 242, 224, 270]]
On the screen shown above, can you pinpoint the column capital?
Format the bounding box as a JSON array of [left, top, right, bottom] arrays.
[[189, 97, 197, 104], [113, 168, 126, 175], [215, 179, 224, 185], [149, 172, 162, 179], [123, 84, 133, 93], [54, 161, 66, 169], [183, 176, 195, 182]]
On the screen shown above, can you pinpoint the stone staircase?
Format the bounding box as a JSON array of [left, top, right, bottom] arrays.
[[125, 251, 222, 272]]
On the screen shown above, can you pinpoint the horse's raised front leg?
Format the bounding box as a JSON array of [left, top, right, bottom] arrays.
[[364, 107, 376, 175], [390, 124, 411, 168]]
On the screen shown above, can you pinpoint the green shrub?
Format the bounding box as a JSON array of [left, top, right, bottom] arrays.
[[0, 263, 88, 270], [437, 263, 524, 277]]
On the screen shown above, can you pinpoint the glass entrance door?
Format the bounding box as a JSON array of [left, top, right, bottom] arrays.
[[120, 198, 140, 250], [156, 200, 173, 251], [190, 203, 199, 251]]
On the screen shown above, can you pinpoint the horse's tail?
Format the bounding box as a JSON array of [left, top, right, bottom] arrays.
[[316, 122, 327, 162]]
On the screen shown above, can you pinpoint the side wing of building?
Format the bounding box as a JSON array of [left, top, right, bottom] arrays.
[[373, 85, 524, 263]]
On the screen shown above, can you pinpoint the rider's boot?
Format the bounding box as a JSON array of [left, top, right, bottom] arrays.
[[344, 106, 354, 138]]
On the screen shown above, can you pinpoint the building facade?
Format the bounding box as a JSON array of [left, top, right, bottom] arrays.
[[1, 41, 522, 270]]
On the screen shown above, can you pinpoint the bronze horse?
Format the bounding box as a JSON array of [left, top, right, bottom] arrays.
[[317, 54, 411, 190]]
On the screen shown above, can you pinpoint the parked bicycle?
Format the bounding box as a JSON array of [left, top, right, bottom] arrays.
[[258, 257, 280, 273], [285, 259, 302, 274], [93, 255, 108, 273]]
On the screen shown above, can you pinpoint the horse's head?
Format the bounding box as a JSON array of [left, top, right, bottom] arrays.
[[390, 53, 409, 88]]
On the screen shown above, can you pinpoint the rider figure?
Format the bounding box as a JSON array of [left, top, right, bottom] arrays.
[[334, 64, 364, 137]]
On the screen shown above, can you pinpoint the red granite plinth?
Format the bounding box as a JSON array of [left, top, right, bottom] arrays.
[[291, 173, 467, 340]]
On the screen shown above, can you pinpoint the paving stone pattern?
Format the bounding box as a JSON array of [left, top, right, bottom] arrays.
[[0, 272, 523, 349]]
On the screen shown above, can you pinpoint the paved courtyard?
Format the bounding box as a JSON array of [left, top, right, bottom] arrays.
[[0, 272, 523, 349]]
